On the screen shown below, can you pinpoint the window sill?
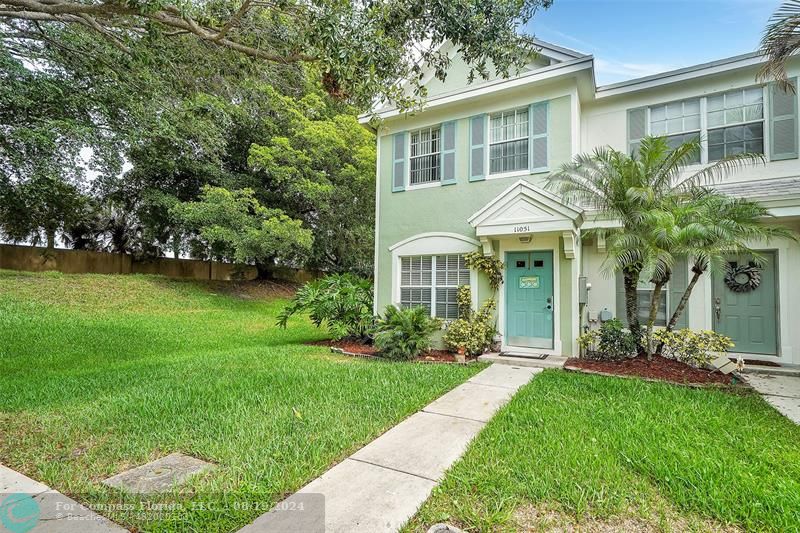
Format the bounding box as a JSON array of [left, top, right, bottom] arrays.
[[407, 181, 442, 191], [487, 169, 530, 180]]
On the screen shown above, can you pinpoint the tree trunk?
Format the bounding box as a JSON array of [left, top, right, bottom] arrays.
[[172, 233, 181, 259], [656, 266, 704, 356], [645, 281, 666, 361], [666, 268, 703, 333], [623, 267, 642, 341], [45, 228, 56, 250]]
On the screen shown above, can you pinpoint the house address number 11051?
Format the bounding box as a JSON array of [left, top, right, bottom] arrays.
[[513, 225, 531, 233]]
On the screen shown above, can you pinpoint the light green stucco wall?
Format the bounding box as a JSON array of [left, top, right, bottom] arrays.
[[375, 94, 574, 350]]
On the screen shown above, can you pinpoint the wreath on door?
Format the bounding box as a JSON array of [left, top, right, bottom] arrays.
[[724, 264, 761, 293]]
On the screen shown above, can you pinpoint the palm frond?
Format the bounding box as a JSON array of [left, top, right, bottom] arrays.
[[758, 0, 800, 90]]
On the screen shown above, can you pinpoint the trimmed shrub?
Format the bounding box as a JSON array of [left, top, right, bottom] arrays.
[[276, 273, 373, 340], [578, 318, 637, 361], [654, 329, 734, 367], [442, 285, 497, 356], [373, 305, 442, 360]]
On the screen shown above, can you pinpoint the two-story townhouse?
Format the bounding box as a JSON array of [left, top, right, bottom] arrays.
[[361, 40, 800, 365]]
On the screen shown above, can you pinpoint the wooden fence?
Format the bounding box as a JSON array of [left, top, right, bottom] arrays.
[[0, 243, 257, 281]]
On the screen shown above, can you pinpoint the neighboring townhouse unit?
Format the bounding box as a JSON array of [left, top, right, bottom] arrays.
[[361, 40, 800, 365]]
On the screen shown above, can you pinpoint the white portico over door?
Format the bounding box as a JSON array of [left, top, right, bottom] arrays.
[[468, 179, 583, 238], [469, 179, 583, 356]]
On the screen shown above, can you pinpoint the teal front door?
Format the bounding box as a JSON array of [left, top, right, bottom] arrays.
[[506, 251, 554, 349], [713, 253, 778, 355]]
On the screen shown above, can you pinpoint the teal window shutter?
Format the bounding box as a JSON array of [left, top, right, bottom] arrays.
[[669, 256, 690, 329], [627, 107, 647, 156], [769, 78, 798, 161], [530, 101, 549, 172], [441, 121, 457, 185], [392, 132, 407, 192], [469, 115, 486, 182]]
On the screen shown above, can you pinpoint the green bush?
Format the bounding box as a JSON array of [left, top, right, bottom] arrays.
[[442, 285, 497, 356], [578, 318, 637, 361], [654, 329, 734, 367], [276, 273, 373, 340], [373, 305, 442, 360]]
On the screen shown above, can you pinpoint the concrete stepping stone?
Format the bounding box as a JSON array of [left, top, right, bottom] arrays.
[[102, 452, 214, 494]]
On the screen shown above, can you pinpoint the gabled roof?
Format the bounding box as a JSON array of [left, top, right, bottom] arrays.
[[469, 179, 583, 236]]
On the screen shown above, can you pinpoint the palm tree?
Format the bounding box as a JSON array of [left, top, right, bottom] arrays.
[[547, 136, 763, 354], [758, 1, 800, 90], [664, 192, 796, 333]]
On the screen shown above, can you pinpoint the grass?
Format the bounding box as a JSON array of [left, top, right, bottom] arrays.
[[408, 370, 800, 532], [0, 270, 483, 532]]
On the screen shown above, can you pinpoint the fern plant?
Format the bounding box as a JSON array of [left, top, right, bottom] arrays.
[[373, 305, 442, 360]]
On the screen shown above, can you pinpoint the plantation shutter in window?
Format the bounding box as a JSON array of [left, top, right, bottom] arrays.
[[530, 101, 549, 172], [469, 114, 486, 182], [669, 256, 689, 329], [392, 132, 407, 192], [441, 120, 457, 185], [627, 107, 647, 156], [615, 272, 628, 327], [769, 78, 798, 161]]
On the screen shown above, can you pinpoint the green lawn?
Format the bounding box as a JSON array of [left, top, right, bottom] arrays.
[[0, 270, 482, 532], [408, 370, 800, 533]]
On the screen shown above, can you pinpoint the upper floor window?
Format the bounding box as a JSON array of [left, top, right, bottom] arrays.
[[707, 87, 764, 161], [490, 108, 529, 174], [649, 99, 701, 163], [640, 86, 766, 165], [410, 127, 441, 185], [400, 254, 469, 319]]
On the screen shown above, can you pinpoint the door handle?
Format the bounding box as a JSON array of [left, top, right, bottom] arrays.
[[714, 297, 721, 321]]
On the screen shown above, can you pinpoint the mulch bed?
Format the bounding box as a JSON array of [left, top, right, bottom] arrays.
[[565, 355, 737, 386], [308, 339, 477, 364]]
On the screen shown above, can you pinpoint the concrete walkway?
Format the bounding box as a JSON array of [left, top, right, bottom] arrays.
[[239, 364, 541, 533], [0, 464, 127, 532], [747, 374, 800, 424]]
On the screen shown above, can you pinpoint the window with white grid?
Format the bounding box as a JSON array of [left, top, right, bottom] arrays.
[[489, 108, 529, 174], [649, 99, 701, 163], [400, 254, 469, 319], [409, 127, 441, 185], [707, 87, 764, 161]]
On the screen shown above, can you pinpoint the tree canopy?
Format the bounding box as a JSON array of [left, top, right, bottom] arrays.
[[0, 0, 553, 109]]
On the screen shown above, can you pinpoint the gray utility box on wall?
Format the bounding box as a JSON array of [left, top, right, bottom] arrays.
[[578, 276, 589, 304]]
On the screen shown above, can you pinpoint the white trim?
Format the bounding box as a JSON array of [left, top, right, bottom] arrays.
[[389, 233, 481, 315], [596, 52, 764, 98], [498, 236, 563, 355], [361, 57, 594, 122], [406, 181, 441, 191], [486, 169, 529, 181], [469, 180, 583, 235], [372, 133, 382, 314], [389, 232, 480, 252]]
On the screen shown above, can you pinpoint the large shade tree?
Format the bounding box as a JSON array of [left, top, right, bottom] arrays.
[[0, 0, 553, 110]]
